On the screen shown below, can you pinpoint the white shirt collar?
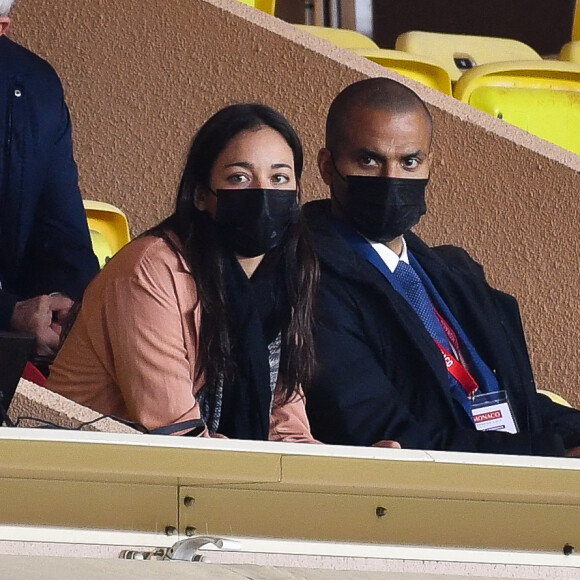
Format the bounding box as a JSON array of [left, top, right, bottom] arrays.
[[366, 236, 409, 273]]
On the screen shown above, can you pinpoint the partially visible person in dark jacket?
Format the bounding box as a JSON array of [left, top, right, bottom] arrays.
[[0, 0, 99, 360], [304, 77, 580, 457]]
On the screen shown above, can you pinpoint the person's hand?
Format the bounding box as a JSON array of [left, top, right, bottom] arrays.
[[10, 294, 74, 357], [372, 440, 402, 449], [566, 447, 580, 457]]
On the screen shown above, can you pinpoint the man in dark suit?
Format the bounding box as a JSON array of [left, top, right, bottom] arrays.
[[303, 77, 580, 456], [0, 1, 99, 359]]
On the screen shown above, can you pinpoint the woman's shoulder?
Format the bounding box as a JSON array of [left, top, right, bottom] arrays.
[[85, 232, 191, 298], [107, 232, 189, 276], [77, 230, 199, 331]]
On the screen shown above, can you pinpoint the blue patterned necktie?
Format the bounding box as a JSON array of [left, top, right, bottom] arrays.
[[393, 260, 451, 350], [393, 259, 474, 423]]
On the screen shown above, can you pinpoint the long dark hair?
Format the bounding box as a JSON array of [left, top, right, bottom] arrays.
[[152, 104, 318, 404]]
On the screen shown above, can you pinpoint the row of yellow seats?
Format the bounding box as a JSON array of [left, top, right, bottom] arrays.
[[297, 26, 580, 156], [395, 30, 580, 156], [236, 0, 580, 71], [296, 25, 453, 95], [236, 0, 580, 67], [232, 2, 580, 154], [238, 0, 580, 48]]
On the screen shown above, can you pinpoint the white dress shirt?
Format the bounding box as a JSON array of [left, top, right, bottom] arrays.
[[367, 235, 463, 361], [367, 236, 409, 273]]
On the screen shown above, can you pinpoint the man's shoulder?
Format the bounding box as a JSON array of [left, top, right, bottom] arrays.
[[408, 234, 486, 281], [302, 200, 360, 275], [303, 200, 408, 305], [0, 36, 61, 84], [412, 235, 526, 322], [302, 199, 332, 225], [433, 244, 484, 273], [302, 199, 338, 249]]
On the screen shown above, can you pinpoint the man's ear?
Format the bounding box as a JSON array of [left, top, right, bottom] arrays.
[[0, 17, 10, 36], [317, 148, 334, 187]]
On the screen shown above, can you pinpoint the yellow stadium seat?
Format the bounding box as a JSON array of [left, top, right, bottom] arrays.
[[237, 0, 276, 15], [454, 60, 580, 155], [538, 389, 573, 408], [295, 25, 379, 50], [84, 200, 131, 268], [396, 31, 541, 83], [353, 48, 452, 95], [295, 26, 450, 95], [255, 0, 275, 14], [88, 229, 113, 270], [561, 40, 580, 63]]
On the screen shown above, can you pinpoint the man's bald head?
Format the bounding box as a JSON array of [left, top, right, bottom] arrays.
[[326, 78, 433, 154]]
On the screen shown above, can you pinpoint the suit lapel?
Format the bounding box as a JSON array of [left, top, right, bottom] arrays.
[[322, 227, 455, 402], [406, 234, 525, 406]]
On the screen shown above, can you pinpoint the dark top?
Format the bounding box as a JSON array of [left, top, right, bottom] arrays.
[[0, 36, 99, 329], [304, 199, 580, 456]]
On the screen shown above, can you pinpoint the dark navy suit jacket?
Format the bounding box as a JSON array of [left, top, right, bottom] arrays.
[[0, 36, 99, 328], [304, 199, 580, 456]]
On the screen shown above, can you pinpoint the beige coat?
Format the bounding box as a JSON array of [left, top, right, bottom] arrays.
[[47, 234, 317, 442]]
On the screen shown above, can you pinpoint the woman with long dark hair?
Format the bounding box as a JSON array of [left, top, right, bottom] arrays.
[[46, 104, 319, 441]]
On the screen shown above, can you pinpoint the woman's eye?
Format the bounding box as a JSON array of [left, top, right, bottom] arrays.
[[272, 174, 290, 184], [228, 174, 249, 185]]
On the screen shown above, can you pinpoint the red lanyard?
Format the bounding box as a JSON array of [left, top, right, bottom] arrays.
[[432, 309, 479, 398], [435, 309, 461, 354], [434, 340, 479, 398]]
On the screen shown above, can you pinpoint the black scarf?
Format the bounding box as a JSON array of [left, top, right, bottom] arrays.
[[217, 249, 289, 440]]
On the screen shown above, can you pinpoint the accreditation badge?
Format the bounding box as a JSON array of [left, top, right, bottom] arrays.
[[471, 391, 518, 434]]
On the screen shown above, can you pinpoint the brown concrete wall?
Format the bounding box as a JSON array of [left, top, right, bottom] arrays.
[[7, 0, 580, 404]]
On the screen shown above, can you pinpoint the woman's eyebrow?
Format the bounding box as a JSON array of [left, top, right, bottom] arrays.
[[223, 161, 293, 170], [224, 161, 253, 169]]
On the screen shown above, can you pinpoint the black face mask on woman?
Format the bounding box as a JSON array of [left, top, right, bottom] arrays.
[[214, 188, 299, 258], [334, 171, 429, 243]]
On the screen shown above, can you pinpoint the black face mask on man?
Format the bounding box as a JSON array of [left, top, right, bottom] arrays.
[[332, 166, 428, 243], [214, 188, 299, 258]]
